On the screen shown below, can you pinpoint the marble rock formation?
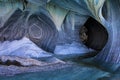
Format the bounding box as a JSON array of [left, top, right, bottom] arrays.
[[0, 55, 64, 67], [0, 0, 120, 71], [0, 55, 47, 66]]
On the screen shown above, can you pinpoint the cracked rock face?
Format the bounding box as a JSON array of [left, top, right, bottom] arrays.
[[0, 0, 120, 71]]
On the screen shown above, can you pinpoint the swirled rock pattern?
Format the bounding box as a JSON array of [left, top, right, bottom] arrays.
[[0, 0, 120, 71]]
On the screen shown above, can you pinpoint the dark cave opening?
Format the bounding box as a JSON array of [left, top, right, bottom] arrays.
[[80, 17, 108, 51]]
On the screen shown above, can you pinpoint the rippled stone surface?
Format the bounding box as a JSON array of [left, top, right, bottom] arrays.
[[0, 0, 120, 77]]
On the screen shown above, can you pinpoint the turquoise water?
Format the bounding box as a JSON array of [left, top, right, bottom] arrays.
[[0, 63, 110, 80]]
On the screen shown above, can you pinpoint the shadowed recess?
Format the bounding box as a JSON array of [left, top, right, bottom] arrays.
[[80, 17, 108, 51]]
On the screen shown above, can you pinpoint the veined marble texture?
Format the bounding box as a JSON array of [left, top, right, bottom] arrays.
[[0, 0, 120, 71]]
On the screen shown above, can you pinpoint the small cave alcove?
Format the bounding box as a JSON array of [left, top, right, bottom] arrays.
[[0, 60, 22, 66], [80, 17, 108, 52]]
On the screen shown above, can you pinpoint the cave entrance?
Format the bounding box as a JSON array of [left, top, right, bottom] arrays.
[[80, 17, 108, 52]]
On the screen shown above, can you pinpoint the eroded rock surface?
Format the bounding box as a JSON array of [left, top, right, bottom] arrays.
[[0, 55, 67, 76], [0, 55, 65, 66], [0, 56, 47, 66], [0, 0, 120, 73]]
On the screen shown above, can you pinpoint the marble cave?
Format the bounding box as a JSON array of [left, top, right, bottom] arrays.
[[0, 0, 120, 80]]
